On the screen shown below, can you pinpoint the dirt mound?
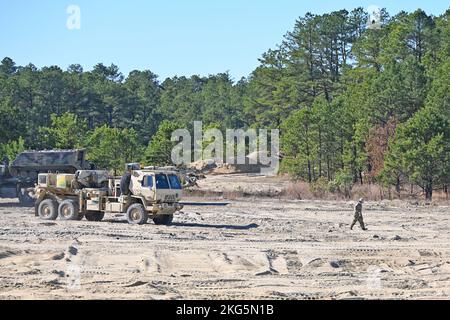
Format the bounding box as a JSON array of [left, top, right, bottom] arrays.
[[188, 159, 219, 171]]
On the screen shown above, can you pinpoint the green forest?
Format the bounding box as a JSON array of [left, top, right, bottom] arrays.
[[0, 8, 449, 200]]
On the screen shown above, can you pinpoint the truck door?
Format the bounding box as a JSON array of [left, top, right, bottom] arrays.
[[154, 173, 171, 202], [139, 174, 155, 200]]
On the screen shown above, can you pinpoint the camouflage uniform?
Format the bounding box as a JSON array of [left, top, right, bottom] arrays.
[[351, 199, 367, 230]]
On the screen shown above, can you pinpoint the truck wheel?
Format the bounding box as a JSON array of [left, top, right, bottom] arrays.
[[126, 203, 148, 225], [85, 211, 105, 222], [38, 199, 58, 220], [58, 200, 81, 221], [18, 188, 34, 207], [153, 214, 174, 226]]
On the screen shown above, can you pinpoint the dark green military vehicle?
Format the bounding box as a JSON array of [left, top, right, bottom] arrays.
[[0, 149, 94, 206]]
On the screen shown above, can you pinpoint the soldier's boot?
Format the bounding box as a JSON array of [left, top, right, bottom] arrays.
[[350, 220, 356, 230], [359, 218, 367, 230]]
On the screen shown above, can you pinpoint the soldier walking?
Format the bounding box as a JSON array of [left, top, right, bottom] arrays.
[[350, 198, 367, 230]]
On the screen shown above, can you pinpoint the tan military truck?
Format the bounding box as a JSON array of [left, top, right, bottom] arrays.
[[34, 165, 183, 225]]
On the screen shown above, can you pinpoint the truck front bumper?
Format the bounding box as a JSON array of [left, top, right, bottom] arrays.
[[151, 202, 183, 215]]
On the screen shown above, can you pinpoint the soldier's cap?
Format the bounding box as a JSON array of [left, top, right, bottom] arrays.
[[358, 198, 364, 203]]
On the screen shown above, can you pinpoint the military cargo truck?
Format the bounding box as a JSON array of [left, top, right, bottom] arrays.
[[34, 165, 183, 225], [0, 149, 94, 206], [9, 149, 94, 178]]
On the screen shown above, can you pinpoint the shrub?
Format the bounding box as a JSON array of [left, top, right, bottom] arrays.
[[309, 177, 330, 198], [329, 169, 353, 198], [281, 181, 312, 199]]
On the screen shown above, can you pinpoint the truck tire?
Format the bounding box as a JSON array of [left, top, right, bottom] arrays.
[[126, 203, 148, 225], [120, 172, 131, 195], [153, 214, 174, 226], [85, 211, 105, 222], [18, 188, 34, 207], [58, 200, 81, 221], [38, 199, 58, 220]]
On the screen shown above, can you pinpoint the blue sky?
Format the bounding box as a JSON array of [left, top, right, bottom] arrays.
[[0, 1, 448, 80]]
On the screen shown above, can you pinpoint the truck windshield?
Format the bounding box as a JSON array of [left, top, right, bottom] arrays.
[[155, 174, 170, 189], [168, 174, 182, 189]]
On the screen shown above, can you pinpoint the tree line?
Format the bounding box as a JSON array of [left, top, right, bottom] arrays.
[[0, 8, 448, 200]]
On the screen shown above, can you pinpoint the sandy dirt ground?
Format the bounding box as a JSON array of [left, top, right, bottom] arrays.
[[0, 174, 449, 300]]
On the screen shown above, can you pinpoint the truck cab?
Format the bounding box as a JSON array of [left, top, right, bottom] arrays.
[[129, 170, 182, 203], [0, 164, 23, 200], [122, 169, 183, 224]]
